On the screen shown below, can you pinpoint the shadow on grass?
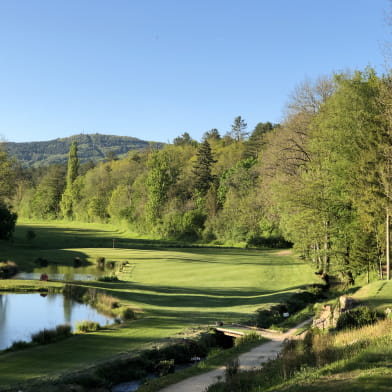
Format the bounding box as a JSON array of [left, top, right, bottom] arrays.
[[12, 224, 182, 251], [88, 281, 310, 311]]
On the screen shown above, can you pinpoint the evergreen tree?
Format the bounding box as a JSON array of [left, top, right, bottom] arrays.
[[60, 141, 80, 219], [230, 116, 248, 141], [244, 122, 277, 159], [203, 128, 221, 141], [192, 140, 216, 198]]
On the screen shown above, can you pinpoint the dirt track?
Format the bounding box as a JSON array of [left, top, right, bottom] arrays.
[[158, 319, 310, 392]]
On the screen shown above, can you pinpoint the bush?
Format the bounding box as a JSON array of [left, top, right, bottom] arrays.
[[118, 307, 135, 320], [0, 204, 17, 240], [7, 340, 31, 351], [76, 320, 101, 333], [56, 324, 72, 337], [235, 332, 262, 347], [336, 306, 380, 330], [246, 235, 292, 249], [225, 358, 239, 380], [286, 291, 317, 314], [0, 261, 19, 278], [106, 261, 115, 269], [98, 275, 119, 282], [155, 359, 175, 376], [255, 307, 284, 328], [96, 256, 105, 269], [99, 293, 119, 309], [31, 324, 71, 344]]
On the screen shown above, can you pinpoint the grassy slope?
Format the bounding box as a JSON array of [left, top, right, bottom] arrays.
[[0, 221, 319, 386], [264, 320, 392, 392], [270, 282, 392, 392], [353, 280, 392, 310]]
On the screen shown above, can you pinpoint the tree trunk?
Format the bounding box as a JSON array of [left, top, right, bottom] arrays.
[[387, 209, 390, 281], [323, 220, 330, 274]]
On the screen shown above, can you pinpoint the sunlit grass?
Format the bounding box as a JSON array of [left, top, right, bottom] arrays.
[[0, 220, 321, 386]]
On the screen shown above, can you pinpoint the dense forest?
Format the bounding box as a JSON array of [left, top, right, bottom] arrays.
[[4, 133, 164, 167], [1, 68, 392, 284]]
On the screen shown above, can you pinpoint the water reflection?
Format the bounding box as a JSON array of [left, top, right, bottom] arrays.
[[0, 293, 113, 350], [14, 264, 106, 281]]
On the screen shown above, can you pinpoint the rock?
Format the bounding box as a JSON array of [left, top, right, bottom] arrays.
[[339, 296, 356, 311]]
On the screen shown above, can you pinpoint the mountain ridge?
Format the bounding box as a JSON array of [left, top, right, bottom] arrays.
[[4, 133, 164, 167]]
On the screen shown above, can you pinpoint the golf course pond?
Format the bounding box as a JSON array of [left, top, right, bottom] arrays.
[[0, 292, 114, 350], [14, 264, 106, 281]]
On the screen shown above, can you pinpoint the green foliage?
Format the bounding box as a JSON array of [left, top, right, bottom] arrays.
[[31, 164, 66, 219], [173, 132, 196, 146], [117, 306, 135, 320], [336, 306, 381, 330], [146, 149, 181, 226], [76, 320, 101, 333], [97, 275, 119, 282], [60, 141, 80, 219], [0, 145, 16, 200], [255, 307, 284, 328], [230, 115, 248, 141], [224, 358, 239, 380], [0, 203, 17, 240], [192, 140, 216, 197], [243, 121, 277, 159], [31, 324, 72, 344], [0, 260, 18, 278]]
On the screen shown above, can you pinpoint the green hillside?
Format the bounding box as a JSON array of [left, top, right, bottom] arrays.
[[5, 133, 164, 167]]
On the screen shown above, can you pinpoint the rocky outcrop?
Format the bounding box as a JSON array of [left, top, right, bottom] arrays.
[[313, 296, 357, 330]]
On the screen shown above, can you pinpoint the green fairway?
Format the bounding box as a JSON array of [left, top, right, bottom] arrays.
[[0, 221, 320, 386]]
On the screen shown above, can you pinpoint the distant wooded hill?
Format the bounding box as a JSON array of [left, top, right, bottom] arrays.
[[5, 133, 164, 167]]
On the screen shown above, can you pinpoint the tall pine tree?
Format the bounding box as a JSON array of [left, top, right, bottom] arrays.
[[192, 140, 216, 198]]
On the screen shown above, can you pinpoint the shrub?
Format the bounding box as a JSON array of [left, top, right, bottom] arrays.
[[98, 275, 119, 282], [106, 261, 115, 269], [99, 293, 119, 309], [118, 307, 135, 320], [256, 308, 284, 328], [336, 306, 380, 330], [31, 324, 71, 344], [56, 324, 72, 337], [0, 203, 17, 240], [0, 261, 19, 278], [225, 358, 239, 380], [96, 256, 105, 269], [286, 291, 317, 314], [76, 320, 101, 333], [7, 340, 31, 351], [235, 332, 261, 347], [155, 359, 175, 376]]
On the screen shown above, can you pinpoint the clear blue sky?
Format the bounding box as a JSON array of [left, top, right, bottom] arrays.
[[0, 0, 389, 143]]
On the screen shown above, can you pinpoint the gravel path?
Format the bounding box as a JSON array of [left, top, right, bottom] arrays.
[[158, 319, 310, 392]]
